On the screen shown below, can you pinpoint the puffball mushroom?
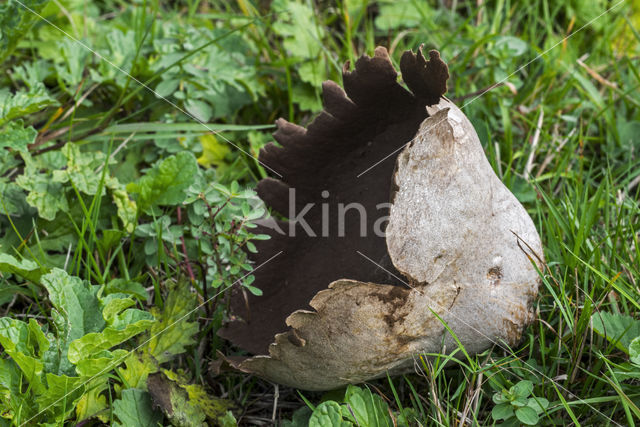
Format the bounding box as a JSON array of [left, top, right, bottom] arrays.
[[219, 46, 543, 391]]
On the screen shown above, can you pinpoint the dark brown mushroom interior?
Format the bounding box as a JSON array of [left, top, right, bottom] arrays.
[[219, 47, 449, 355]]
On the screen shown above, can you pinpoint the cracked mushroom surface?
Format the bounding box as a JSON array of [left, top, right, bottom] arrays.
[[219, 46, 543, 391]]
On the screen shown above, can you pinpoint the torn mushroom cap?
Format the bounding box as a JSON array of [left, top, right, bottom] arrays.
[[220, 47, 543, 391]]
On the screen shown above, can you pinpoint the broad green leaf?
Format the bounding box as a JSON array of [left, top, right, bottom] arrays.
[[343, 385, 391, 427], [75, 377, 109, 423], [0, 0, 50, 62], [0, 317, 47, 393], [147, 372, 206, 426], [630, 337, 640, 366], [146, 284, 198, 364], [0, 253, 46, 283], [105, 278, 148, 302], [41, 269, 104, 375], [526, 396, 550, 413], [515, 406, 540, 425], [184, 99, 213, 122], [119, 284, 199, 389], [197, 133, 231, 169], [111, 188, 137, 233], [111, 307, 155, 330], [0, 358, 32, 423], [15, 164, 68, 221], [591, 311, 640, 352], [90, 28, 137, 88], [35, 373, 85, 422], [491, 403, 514, 421], [494, 36, 529, 57], [374, 0, 433, 31], [309, 401, 351, 427], [0, 358, 21, 396], [291, 83, 322, 112], [67, 315, 153, 365], [155, 78, 180, 98], [66, 292, 153, 368], [113, 388, 162, 427], [147, 370, 235, 425], [126, 151, 198, 212], [282, 407, 313, 427], [74, 349, 129, 377], [52, 143, 114, 196], [0, 119, 37, 152], [0, 84, 57, 125], [0, 178, 29, 216], [271, 0, 328, 89], [492, 392, 509, 404], [120, 352, 154, 390], [54, 39, 90, 89], [272, 0, 324, 59], [511, 380, 533, 398], [101, 294, 136, 322]]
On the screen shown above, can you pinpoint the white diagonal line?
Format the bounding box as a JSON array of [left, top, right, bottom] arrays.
[[13, 0, 283, 178], [357, 0, 626, 178], [356, 251, 623, 426], [21, 251, 283, 426]]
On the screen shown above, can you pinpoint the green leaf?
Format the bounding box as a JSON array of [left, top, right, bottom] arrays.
[[0, 0, 50, 62], [197, 133, 231, 169], [617, 119, 640, 151], [111, 188, 138, 233], [120, 284, 199, 388], [41, 269, 104, 375], [374, 0, 433, 31], [0, 119, 37, 152], [0, 84, 57, 125], [492, 392, 509, 404], [155, 78, 180, 98], [511, 380, 533, 398], [146, 371, 234, 426], [0, 253, 46, 283], [51, 143, 114, 196], [54, 39, 91, 89], [629, 337, 640, 366], [0, 317, 47, 393], [282, 406, 313, 427], [491, 403, 514, 421], [515, 406, 540, 425], [113, 388, 162, 427], [0, 358, 22, 396], [67, 313, 153, 365], [74, 349, 129, 377], [101, 294, 136, 322], [591, 311, 640, 352], [66, 291, 153, 370], [105, 279, 149, 302], [184, 99, 213, 122], [343, 385, 391, 426], [126, 151, 198, 212], [309, 401, 351, 427], [35, 373, 85, 421], [0, 177, 29, 216], [15, 163, 69, 221], [75, 377, 109, 423], [526, 396, 550, 413], [146, 284, 199, 363], [494, 36, 529, 57]]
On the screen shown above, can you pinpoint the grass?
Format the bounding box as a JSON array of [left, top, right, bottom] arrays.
[[0, 0, 639, 425]]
